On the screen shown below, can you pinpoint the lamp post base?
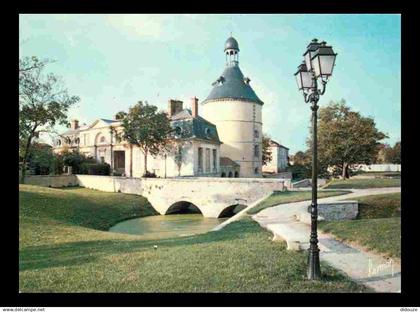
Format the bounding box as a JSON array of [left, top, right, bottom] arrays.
[[307, 249, 321, 280]]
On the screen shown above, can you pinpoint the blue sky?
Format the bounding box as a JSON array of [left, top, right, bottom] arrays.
[[19, 14, 401, 154]]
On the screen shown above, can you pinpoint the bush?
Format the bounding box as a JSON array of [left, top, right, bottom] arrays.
[[81, 163, 111, 176], [142, 171, 156, 178]]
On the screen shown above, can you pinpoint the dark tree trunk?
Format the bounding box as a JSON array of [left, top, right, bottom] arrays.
[[143, 148, 148, 176], [342, 162, 349, 179], [20, 134, 33, 184]]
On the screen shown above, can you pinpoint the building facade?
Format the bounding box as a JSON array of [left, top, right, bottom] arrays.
[[53, 98, 222, 178], [262, 140, 289, 174]]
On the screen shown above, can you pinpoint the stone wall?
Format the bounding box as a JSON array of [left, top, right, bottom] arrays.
[[307, 201, 358, 221], [23, 175, 78, 188], [355, 164, 401, 172]]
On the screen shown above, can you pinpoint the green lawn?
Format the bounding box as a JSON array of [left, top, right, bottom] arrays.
[[247, 190, 350, 215], [19, 184, 367, 293], [324, 178, 400, 189], [353, 171, 401, 178], [319, 193, 401, 258]]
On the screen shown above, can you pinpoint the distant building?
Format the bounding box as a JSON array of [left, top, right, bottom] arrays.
[[262, 140, 289, 174]]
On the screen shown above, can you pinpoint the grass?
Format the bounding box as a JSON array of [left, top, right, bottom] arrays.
[[19, 184, 367, 293], [353, 171, 401, 178], [247, 190, 350, 215], [319, 193, 401, 258], [324, 178, 400, 189]]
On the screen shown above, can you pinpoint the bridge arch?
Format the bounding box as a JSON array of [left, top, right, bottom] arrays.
[[166, 201, 203, 215], [218, 204, 247, 218]]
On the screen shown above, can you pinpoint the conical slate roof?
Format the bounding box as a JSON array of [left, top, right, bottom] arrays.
[[202, 64, 264, 105]]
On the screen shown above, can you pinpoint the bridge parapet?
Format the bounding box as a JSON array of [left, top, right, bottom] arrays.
[[75, 175, 289, 218]]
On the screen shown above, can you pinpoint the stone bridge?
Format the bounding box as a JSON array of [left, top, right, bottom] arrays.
[[25, 175, 289, 218]]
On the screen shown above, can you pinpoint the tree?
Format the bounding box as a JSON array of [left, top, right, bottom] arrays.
[[19, 56, 80, 183], [27, 143, 54, 175], [262, 133, 272, 166], [310, 100, 387, 179], [115, 111, 127, 120], [382, 142, 401, 164], [119, 101, 172, 176]]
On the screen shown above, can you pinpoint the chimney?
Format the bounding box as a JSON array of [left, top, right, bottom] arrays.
[[70, 119, 79, 130], [167, 99, 183, 117], [191, 97, 199, 118]]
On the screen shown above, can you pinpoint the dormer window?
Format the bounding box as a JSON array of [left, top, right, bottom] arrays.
[[205, 128, 211, 137], [175, 126, 182, 137], [244, 77, 251, 84]]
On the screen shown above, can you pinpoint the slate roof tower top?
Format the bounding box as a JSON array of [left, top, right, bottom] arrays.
[[202, 36, 263, 105]]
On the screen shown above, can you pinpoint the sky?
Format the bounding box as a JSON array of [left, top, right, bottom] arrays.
[[19, 14, 401, 154]]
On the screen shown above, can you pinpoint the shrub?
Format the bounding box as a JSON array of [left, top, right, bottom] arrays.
[[142, 171, 156, 178], [81, 163, 111, 176]]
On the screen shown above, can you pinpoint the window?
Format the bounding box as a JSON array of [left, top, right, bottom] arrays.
[[254, 129, 259, 138], [100, 156, 105, 164], [228, 172, 233, 177], [221, 172, 226, 177], [254, 144, 260, 157], [205, 128, 211, 137], [175, 126, 182, 137], [57, 139, 61, 146], [83, 133, 90, 146], [254, 167, 259, 174], [235, 171, 239, 177], [100, 136, 106, 143], [212, 149, 217, 172], [198, 147, 203, 173], [205, 148, 211, 173]]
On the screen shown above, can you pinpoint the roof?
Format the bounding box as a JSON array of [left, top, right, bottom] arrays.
[[224, 36, 239, 52], [220, 157, 240, 167], [170, 109, 221, 144], [269, 139, 289, 150], [203, 63, 264, 105], [100, 118, 117, 124]]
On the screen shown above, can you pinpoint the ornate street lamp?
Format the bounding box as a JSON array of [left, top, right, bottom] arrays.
[[294, 38, 337, 280]]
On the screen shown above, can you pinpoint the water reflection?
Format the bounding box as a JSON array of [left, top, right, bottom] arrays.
[[109, 214, 227, 239]]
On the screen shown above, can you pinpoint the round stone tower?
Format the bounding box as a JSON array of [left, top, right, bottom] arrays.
[[201, 36, 264, 177]]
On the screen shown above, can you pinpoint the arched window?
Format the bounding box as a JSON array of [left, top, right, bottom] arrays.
[[57, 139, 61, 146], [234, 171, 239, 177], [221, 172, 226, 177], [254, 167, 259, 174], [254, 129, 259, 138], [205, 128, 211, 137], [228, 172, 233, 177]]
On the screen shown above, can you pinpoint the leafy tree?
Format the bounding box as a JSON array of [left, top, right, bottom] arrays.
[[288, 150, 312, 180], [19, 56, 80, 182], [28, 143, 54, 175], [309, 100, 387, 179], [114, 111, 127, 120], [118, 101, 172, 176], [262, 133, 272, 166], [378, 141, 401, 164]]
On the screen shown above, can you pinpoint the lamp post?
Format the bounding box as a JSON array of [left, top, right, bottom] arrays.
[[294, 39, 337, 280]]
